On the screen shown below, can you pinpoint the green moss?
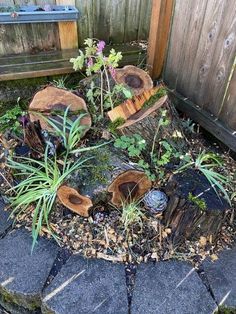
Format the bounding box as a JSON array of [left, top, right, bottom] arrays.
[[108, 117, 125, 135], [0, 287, 40, 311], [188, 192, 207, 211], [142, 86, 167, 109], [217, 306, 236, 314]]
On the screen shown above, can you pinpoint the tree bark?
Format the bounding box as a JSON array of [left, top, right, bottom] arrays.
[[163, 169, 229, 242], [117, 95, 188, 152]]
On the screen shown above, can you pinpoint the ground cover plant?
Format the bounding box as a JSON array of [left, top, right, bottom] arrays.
[[0, 38, 235, 266]]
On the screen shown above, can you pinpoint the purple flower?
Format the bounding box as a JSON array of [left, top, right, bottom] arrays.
[[87, 57, 93, 67], [97, 40, 106, 53], [19, 115, 29, 128], [109, 66, 116, 79]]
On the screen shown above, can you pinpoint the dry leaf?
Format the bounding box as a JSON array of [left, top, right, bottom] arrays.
[[211, 254, 218, 261], [199, 236, 207, 247]]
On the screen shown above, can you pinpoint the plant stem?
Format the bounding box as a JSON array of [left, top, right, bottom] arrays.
[[104, 66, 114, 109], [100, 70, 104, 117]]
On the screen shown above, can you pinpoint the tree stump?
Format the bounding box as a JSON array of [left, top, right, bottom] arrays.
[[57, 144, 152, 214], [163, 169, 230, 242], [28, 86, 92, 137], [117, 95, 187, 151]]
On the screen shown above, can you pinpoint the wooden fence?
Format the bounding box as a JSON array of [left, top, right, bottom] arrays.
[[0, 0, 152, 55], [161, 0, 236, 151]]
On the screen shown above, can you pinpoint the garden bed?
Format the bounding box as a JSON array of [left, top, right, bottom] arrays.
[[0, 39, 235, 266]]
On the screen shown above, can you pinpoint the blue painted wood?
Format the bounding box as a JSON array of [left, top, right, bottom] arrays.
[[0, 5, 80, 24]]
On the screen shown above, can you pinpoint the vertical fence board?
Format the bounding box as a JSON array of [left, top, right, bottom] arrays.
[[164, 0, 193, 88], [219, 65, 236, 130], [138, 0, 152, 40], [176, 1, 208, 96], [124, 0, 141, 43], [75, 0, 151, 45], [164, 0, 236, 143], [201, 1, 236, 116]]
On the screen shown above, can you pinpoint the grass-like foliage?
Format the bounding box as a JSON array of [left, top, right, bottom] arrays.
[[120, 200, 144, 236], [36, 107, 88, 154], [7, 146, 92, 250], [176, 151, 231, 205]]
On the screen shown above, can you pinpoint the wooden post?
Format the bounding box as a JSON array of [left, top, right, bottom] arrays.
[[147, 0, 174, 79], [56, 0, 78, 49]]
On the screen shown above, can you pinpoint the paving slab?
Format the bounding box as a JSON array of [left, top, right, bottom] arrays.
[[203, 245, 236, 308], [0, 199, 12, 236], [42, 254, 128, 314], [131, 261, 217, 314], [0, 228, 59, 312]]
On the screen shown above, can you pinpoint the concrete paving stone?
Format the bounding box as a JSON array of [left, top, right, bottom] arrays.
[[131, 260, 217, 314], [42, 254, 128, 314], [203, 244, 236, 308], [0, 228, 59, 311]]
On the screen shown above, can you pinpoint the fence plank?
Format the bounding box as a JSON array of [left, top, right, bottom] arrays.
[[0, 23, 60, 55], [164, 0, 193, 88], [124, 0, 141, 43], [176, 1, 208, 96], [200, 1, 236, 116], [219, 65, 236, 130], [138, 0, 152, 40], [148, 0, 174, 78]]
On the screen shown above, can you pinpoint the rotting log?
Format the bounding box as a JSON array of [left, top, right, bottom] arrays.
[[163, 169, 230, 242], [23, 120, 45, 158], [28, 86, 92, 137], [59, 144, 152, 212], [117, 95, 187, 151]]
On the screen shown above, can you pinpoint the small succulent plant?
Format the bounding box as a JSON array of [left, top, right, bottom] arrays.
[[143, 190, 168, 213]]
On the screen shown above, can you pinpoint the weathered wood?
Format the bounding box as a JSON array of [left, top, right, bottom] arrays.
[[164, 0, 192, 88], [219, 64, 236, 130], [118, 95, 187, 152], [164, 169, 229, 242], [164, 0, 236, 150], [0, 20, 60, 56], [75, 0, 152, 45], [64, 144, 151, 206], [56, 0, 78, 49], [0, 44, 146, 81], [147, 0, 174, 79], [169, 89, 236, 152]]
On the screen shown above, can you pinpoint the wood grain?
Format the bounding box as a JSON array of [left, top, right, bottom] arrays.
[[164, 0, 236, 149], [164, 0, 193, 88], [75, 0, 152, 45], [56, 0, 78, 49], [219, 65, 236, 131], [147, 0, 174, 78]]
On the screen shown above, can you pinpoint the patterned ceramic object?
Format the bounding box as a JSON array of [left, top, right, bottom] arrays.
[[143, 190, 168, 213]]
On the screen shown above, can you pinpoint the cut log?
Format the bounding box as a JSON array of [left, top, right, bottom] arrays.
[[57, 185, 93, 217], [108, 170, 152, 207], [107, 85, 164, 122], [163, 169, 230, 243], [117, 95, 187, 151], [29, 86, 92, 137], [115, 65, 153, 96], [61, 144, 152, 208]]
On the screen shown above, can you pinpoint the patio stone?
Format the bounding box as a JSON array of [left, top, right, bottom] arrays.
[[42, 254, 128, 314], [0, 228, 59, 312], [131, 261, 217, 314], [203, 244, 236, 308], [0, 199, 12, 237]]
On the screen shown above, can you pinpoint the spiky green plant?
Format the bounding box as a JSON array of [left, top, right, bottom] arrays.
[[175, 151, 231, 205], [7, 146, 92, 250]]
